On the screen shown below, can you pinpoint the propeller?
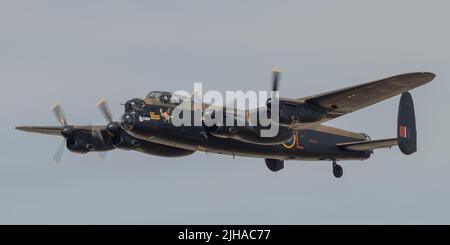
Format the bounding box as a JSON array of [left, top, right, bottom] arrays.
[[90, 124, 108, 160], [95, 98, 114, 143], [52, 103, 67, 126], [53, 139, 66, 163], [51, 102, 108, 163], [91, 124, 105, 148], [96, 98, 124, 159], [204, 68, 283, 126], [97, 151, 106, 160], [97, 99, 120, 136], [271, 67, 281, 92], [266, 68, 282, 111], [51, 102, 69, 163], [97, 99, 113, 123], [190, 87, 203, 105]]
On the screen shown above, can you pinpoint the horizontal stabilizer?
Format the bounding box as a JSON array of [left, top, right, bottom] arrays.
[[337, 138, 397, 151]]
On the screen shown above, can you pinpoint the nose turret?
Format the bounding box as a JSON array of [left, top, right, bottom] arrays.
[[120, 113, 136, 131], [124, 98, 145, 112]]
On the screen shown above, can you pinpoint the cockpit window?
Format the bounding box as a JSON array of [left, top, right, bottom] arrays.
[[170, 94, 183, 105], [161, 94, 170, 104], [147, 91, 162, 100], [145, 91, 184, 106]]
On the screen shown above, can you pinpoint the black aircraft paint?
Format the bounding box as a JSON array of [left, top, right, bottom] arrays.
[[16, 71, 435, 178], [122, 104, 371, 162], [397, 92, 417, 155]]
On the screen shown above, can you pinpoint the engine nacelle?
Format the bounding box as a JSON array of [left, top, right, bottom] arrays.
[[267, 98, 326, 125], [206, 125, 292, 145], [65, 131, 114, 154], [66, 138, 95, 154], [112, 132, 141, 150]]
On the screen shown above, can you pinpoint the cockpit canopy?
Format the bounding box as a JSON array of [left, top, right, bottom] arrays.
[[144, 91, 186, 106]]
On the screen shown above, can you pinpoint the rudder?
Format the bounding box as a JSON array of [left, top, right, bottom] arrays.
[[397, 92, 417, 155]]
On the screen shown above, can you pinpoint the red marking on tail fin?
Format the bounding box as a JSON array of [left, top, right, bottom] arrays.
[[399, 125, 407, 138]]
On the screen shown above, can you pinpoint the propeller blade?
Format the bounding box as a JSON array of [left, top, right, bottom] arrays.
[[90, 123, 106, 159], [271, 67, 281, 91], [97, 99, 113, 123], [92, 127, 104, 144], [51, 103, 67, 126], [53, 139, 66, 163], [98, 152, 106, 160], [190, 87, 202, 104]]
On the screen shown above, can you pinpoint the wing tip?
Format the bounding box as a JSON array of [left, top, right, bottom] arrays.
[[15, 126, 63, 136], [15, 126, 39, 133], [15, 126, 27, 131], [406, 71, 436, 83], [422, 72, 436, 82]]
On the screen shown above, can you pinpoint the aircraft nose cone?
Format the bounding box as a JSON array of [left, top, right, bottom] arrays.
[[120, 113, 136, 131]]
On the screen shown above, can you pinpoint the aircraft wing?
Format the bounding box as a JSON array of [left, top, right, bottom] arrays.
[[297, 72, 435, 124], [16, 125, 106, 136], [337, 138, 397, 151]]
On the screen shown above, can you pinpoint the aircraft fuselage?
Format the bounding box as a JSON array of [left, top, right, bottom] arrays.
[[124, 104, 371, 161]]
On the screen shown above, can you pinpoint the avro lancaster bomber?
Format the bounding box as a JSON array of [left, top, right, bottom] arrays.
[[16, 70, 435, 178]]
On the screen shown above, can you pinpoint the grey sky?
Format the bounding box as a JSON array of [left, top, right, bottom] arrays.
[[1, 0, 449, 224]]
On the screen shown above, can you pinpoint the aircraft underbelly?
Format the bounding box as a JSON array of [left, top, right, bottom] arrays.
[[131, 125, 370, 161]]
